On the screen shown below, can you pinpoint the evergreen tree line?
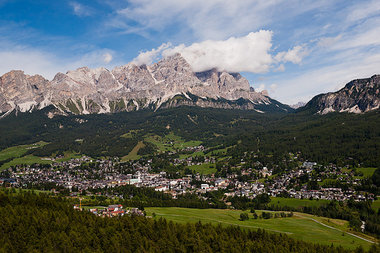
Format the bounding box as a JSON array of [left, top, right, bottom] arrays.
[[1, 189, 379, 253]]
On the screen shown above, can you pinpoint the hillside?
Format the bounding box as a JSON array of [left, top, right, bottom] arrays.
[[300, 75, 380, 114], [1, 106, 380, 167]]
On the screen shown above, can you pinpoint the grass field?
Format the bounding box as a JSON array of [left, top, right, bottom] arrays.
[[121, 141, 145, 161], [318, 178, 337, 187], [207, 147, 229, 156], [145, 207, 376, 250], [270, 197, 330, 209], [54, 151, 84, 162], [0, 148, 84, 171], [1, 155, 52, 170], [82, 205, 107, 210], [145, 132, 202, 152], [0, 141, 51, 171], [188, 163, 217, 175], [355, 167, 377, 178], [372, 199, 380, 212], [11, 188, 52, 195], [121, 130, 141, 139], [0, 141, 48, 162]]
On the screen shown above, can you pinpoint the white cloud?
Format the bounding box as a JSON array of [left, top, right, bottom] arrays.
[[255, 83, 277, 96], [132, 31, 307, 74], [113, 0, 332, 40], [338, 26, 380, 50], [315, 15, 380, 53], [0, 49, 61, 79], [162, 31, 274, 73], [269, 84, 278, 94], [346, 0, 380, 23], [255, 84, 266, 92], [317, 35, 342, 48], [132, 43, 172, 65], [69, 2, 93, 17], [103, 53, 113, 64], [69, 49, 117, 70], [270, 52, 380, 104], [275, 45, 308, 64], [0, 39, 117, 79], [274, 64, 285, 72]]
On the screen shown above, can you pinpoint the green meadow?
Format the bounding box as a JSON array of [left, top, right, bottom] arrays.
[[1, 155, 52, 170], [269, 197, 329, 209], [372, 199, 380, 212], [121, 141, 145, 161], [120, 129, 142, 139], [145, 207, 377, 250], [0, 142, 49, 171], [0, 142, 85, 171], [144, 132, 202, 152], [355, 167, 377, 178], [0, 141, 48, 162], [188, 163, 217, 175]]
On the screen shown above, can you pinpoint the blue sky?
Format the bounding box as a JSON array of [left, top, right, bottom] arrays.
[[1, 0, 380, 104]]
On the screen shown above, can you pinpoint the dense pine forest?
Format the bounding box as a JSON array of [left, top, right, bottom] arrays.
[[1, 106, 380, 167], [0, 189, 379, 253]]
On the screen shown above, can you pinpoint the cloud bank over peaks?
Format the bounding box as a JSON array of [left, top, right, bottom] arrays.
[[132, 31, 307, 74], [163, 31, 273, 73], [132, 43, 172, 66], [103, 53, 113, 64]]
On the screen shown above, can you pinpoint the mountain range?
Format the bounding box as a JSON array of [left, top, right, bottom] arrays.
[[301, 74, 380, 114], [0, 53, 379, 118]]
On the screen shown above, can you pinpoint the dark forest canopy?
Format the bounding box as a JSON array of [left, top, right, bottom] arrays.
[[1, 106, 380, 166], [1, 189, 379, 253]]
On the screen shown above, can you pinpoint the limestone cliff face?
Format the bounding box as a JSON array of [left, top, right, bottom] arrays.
[[0, 54, 290, 117], [195, 69, 251, 100], [0, 70, 50, 115], [302, 75, 380, 114]]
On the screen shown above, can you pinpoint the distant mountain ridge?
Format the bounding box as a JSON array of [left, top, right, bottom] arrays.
[[0, 53, 292, 118], [1, 53, 379, 118], [301, 75, 380, 114], [290, 101, 306, 109]]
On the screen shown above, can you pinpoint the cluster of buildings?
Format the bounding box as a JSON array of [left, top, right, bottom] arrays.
[[74, 204, 144, 217], [0, 151, 375, 203]]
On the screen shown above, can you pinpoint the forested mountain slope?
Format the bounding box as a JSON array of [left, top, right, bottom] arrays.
[[1, 106, 380, 167]]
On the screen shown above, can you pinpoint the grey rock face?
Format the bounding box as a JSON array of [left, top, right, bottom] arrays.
[[304, 75, 380, 114], [195, 69, 250, 100], [112, 64, 154, 92], [290, 102, 306, 109], [0, 54, 283, 116], [0, 70, 50, 114]]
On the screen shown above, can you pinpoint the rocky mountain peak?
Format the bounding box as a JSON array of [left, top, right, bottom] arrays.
[[302, 75, 380, 114], [260, 90, 269, 96], [150, 53, 196, 84], [290, 101, 306, 109], [0, 53, 291, 117], [0, 70, 50, 115]]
